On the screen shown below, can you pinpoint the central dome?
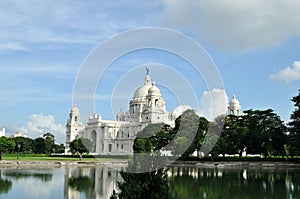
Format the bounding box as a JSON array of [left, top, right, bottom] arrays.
[[133, 72, 152, 99], [133, 84, 152, 98]]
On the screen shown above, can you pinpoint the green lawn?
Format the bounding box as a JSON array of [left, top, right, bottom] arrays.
[[2, 154, 130, 162]]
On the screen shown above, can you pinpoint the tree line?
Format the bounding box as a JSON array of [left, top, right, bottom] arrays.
[[0, 132, 65, 160], [1, 90, 300, 161], [110, 90, 300, 199], [133, 90, 300, 159]]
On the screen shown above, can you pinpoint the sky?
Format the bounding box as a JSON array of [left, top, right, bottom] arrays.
[[1, 0, 300, 143]]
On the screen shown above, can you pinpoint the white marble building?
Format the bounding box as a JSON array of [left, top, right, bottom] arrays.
[[65, 69, 176, 155], [0, 128, 5, 137], [228, 95, 242, 116]]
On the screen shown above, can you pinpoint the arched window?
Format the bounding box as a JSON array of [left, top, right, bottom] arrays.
[[155, 99, 158, 106]]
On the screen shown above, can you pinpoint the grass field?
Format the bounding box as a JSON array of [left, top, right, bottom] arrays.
[[2, 154, 130, 162]]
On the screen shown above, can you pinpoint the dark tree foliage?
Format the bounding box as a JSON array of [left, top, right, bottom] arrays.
[[243, 109, 287, 157], [43, 133, 55, 155], [173, 110, 208, 157], [0, 177, 12, 194], [208, 109, 287, 158], [221, 114, 248, 157], [33, 137, 46, 154], [0, 137, 15, 160], [288, 90, 300, 156], [69, 138, 93, 160], [54, 143, 65, 154], [115, 167, 173, 199], [134, 123, 174, 153], [68, 176, 92, 192], [12, 137, 33, 154], [111, 123, 175, 199], [205, 115, 226, 158]]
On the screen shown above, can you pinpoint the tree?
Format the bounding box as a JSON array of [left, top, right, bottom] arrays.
[[222, 114, 248, 157], [243, 109, 287, 157], [53, 143, 65, 154], [133, 123, 174, 154], [111, 123, 175, 199], [200, 115, 225, 158], [43, 133, 55, 155], [33, 137, 46, 154], [12, 137, 33, 154], [173, 110, 207, 158], [0, 137, 15, 160], [112, 166, 173, 199], [69, 138, 93, 160], [288, 90, 300, 156]]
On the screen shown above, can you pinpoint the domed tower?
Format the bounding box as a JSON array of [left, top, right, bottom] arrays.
[[228, 95, 242, 116], [142, 82, 169, 123], [116, 110, 125, 121], [128, 68, 152, 122], [65, 105, 83, 153]]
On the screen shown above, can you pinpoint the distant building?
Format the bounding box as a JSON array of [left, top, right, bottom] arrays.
[[10, 131, 28, 138], [228, 95, 242, 116], [65, 69, 177, 155], [0, 128, 5, 137]]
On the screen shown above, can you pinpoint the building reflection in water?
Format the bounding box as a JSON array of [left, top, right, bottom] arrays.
[[64, 166, 300, 199], [64, 166, 122, 199], [0, 166, 299, 199], [168, 167, 300, 199]]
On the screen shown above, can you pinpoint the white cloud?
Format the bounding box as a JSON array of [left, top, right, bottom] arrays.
[[171, 105, 193, 119], [198, 89, 228, 121], [18, 113, 65, 143], [270, 61, 300, 82], [162, 0, 300, 51], [2, 1, 299, 52], [0, 42, 31, 52]]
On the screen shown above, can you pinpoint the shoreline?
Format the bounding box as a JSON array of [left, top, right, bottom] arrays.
[[1, 160, 300, 169]]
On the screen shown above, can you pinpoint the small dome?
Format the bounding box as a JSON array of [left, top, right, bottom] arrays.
[[117, 110, 125, 117], [71, 104, 80, 112], [148, 82, 161, 96], [230, 95, 240, 106]]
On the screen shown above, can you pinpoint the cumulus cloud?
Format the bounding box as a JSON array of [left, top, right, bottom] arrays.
[[171, 105, 193, 119], [162, 0, 300, 51], [270, 61, 300, 82], [18, 113, 65, 143], [198, 89, 228, 121]]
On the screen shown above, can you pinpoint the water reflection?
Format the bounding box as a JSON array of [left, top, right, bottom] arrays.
[[168, 167, 300, 199], [5, 170, 52, 182], [0, 166, 299, 199], [0, 170, 12, 195], [64, 166, 121, 199]]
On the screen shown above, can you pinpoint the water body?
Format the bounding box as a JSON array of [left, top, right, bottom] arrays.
[[0, 166, 299, 199]]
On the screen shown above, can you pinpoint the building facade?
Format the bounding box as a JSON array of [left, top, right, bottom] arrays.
[[65, 70, 243, 155], [65, 69, 175, 155]]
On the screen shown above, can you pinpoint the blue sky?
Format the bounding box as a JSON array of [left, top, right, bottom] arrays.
[[1, 0, 300, 143]]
